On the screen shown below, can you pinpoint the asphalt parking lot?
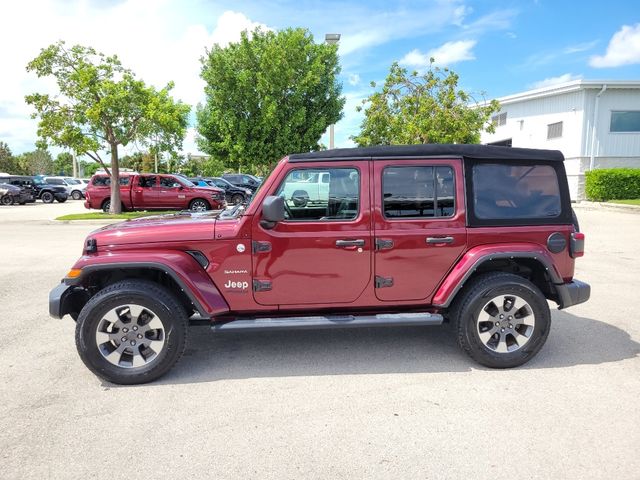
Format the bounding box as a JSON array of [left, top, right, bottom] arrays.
[[0, 200, 638, 479]]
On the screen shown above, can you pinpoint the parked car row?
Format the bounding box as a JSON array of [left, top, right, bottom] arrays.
[[0, 174, 91, 205], [83, 172, 263, 212]]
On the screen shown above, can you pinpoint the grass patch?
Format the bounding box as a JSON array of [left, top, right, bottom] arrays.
[[607, 199, 640, 206], [56, 211, 177, 221]]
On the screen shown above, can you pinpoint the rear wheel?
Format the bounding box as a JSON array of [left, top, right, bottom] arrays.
[[1, 195, 13, 206], [41, 191, 54, 203], [102, 199, 111, 212], [189, 198, 210, 212], [230, 193, 244, 205], [75, 280, 188, 384], [72, 190, 83, 200], [451, 272, 550, 368]]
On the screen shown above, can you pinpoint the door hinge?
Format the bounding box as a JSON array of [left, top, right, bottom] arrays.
[[253, 279, 272, 292], [375, 276, 394, 288], [375, 238, 394, 251], [252, 241, 272, 254]]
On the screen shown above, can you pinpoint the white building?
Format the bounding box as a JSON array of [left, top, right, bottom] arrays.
[[481, 80, 640, 199]]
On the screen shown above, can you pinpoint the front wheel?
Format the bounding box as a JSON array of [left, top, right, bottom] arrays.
[[41, 191, 54, 203], [75, 280, 188, 384], [451, 272, 551, 368], [72, 190, 83, 200], [1, 195, 13, 206], [230, 193, 244, 205], [189, 198, 210, 212]]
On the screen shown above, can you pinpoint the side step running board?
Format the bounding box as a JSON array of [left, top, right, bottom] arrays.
[[212, 312, 443, 332]]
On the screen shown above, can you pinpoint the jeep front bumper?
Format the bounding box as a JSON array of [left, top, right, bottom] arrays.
[[49, 282, 88, 319], [556, 279, 591, 309]]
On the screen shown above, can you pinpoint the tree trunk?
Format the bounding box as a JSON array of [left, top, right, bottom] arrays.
[[109, 145, 122, 214]]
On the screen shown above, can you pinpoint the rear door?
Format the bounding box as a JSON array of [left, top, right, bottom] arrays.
[[373, 159, 467, 302]]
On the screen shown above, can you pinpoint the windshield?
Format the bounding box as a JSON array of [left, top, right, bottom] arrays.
[[173, 174, 195, 187]]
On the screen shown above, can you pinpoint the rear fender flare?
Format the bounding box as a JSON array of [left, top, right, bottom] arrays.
[[432, 244, 562, 308]]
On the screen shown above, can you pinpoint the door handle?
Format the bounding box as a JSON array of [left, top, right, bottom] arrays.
[[336, 239, 365, 248], [426, 236, 454, 245]]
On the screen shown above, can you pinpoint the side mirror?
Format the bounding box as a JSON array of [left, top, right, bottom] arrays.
[[260, 195, 285, 229]]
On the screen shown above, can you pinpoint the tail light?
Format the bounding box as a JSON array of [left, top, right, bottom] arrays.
[[570, 232, 584, 258]]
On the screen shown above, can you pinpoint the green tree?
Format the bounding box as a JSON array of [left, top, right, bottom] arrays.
[[17, 149, 54, 175], [78, 159, 99, 177], [53, 152, 73, 175], [0, 141, 20, 174], [352, 60, 500, 146], [119, 152, 144, 172], [25, 41, 190, 213], [197, 27, 345, 172]]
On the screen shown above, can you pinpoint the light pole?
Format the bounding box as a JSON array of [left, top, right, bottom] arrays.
[[325, 33, 341, 149]]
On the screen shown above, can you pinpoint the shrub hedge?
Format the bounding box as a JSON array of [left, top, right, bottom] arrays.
[[585, 168, 640, 201]]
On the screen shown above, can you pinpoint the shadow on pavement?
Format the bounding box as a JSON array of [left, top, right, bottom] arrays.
[[150, 310, 639, 385]]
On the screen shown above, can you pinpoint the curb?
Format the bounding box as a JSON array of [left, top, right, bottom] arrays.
[[574, 201, 640, 213]]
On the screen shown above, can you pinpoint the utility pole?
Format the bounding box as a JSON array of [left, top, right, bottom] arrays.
[[72, 151, 77, 177], [325, 33, 341, 149]]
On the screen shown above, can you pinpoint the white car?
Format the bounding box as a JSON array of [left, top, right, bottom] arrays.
[[44, 176, 87, 200]]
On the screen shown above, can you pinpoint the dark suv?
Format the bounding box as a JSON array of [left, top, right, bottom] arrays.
[[31, 176, 68, 203], [221, 173, 262, 193], [0, 175, 35, 204], [51, 144, 589, 384]]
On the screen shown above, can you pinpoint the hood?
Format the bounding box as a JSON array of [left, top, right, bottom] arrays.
[[90, 210, 222, 247]]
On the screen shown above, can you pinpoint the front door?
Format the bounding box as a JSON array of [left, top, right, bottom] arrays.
[[251, 162, 371, 306], [157, 176, 185, 208], [373, 159, 467, 302]]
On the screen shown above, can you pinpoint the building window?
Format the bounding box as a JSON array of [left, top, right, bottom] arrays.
[[492, 112, 507, 127], [547, 121, 563, 139], [610, 111, 640, 132]]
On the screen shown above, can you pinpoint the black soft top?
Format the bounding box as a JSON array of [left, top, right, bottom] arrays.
[[288, 144, 564, 162]]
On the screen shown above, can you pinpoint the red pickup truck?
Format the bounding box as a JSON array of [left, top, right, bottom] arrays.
[[84, 173, 226, 212]]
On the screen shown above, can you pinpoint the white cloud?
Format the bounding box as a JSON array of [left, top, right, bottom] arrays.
[[590, 23, 640, 68], [400, 40, 477, 68], [0, 1, 269, 155], [348, 74, 360, 86], [529, 73, 582, 90]]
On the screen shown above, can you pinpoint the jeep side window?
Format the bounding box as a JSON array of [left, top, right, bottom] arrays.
[[383, 166, 455, 218], [275, 168, 359, 221], [472, 164, 561, 219]]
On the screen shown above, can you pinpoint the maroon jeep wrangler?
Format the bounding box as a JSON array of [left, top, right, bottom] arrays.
[[50, 145, 589, 384]]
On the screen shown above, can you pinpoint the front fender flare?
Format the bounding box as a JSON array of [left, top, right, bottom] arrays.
[[66, 250, 229, 317]]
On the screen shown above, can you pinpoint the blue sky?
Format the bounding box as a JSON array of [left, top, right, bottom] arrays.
[[1, 0, 639, 156]]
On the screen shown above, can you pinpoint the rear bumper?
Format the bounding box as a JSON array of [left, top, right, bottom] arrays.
[[556, 279, 591, 309]]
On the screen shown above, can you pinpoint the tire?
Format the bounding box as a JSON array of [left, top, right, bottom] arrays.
[[102, 199, 111, 213], [0, 195, 13, 206], [75, 280, 188, 385], [57, 197, 67, 203], [230, 193, 244, 205], [72, 190, 83, 200], [189, 198, 210, 212], [41, 191, 54, 203], [450, 272, 551, 368]]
